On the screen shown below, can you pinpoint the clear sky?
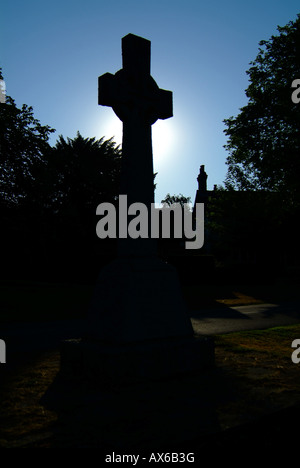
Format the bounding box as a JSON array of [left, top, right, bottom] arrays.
[[1, 0, 299, 204]]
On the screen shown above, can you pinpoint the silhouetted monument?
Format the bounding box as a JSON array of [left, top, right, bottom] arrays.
[[197, 165, 208, 193], [61, 34, 214, 382], [99, 34, 171, 204], [98, 33, 172, 257]]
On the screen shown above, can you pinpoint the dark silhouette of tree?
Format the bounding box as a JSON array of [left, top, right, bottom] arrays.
[[0, 70, 6, 103], [43, 132, 121, 221], [0, 74, 122, 280], [158, 193, 192, 257], [0, 69, 55, 207], [224, 14, 300, 209], [205, 187, 287, 266]]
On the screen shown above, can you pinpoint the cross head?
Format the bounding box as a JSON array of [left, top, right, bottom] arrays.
[[98, 33, 173, 124]]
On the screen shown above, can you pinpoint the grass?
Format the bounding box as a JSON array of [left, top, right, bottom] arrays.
[[0, 277, 299, 448], [215, 324, 300, 379], [0, 350, 59, 447], [0, 324, 300, 448], [213, 324, 300, 433]]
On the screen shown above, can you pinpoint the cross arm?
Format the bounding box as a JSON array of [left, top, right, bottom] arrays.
[[155, 88, 173, 120], [98, 68, 173, 123], [98, 72, 116, 107]]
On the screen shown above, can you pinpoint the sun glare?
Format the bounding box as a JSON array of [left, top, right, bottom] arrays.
[[152, 119, 175, 166], [100, 114, 123, 147], [99, 113, 175, 164]]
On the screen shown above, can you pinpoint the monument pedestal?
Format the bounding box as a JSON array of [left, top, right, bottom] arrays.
[[61, 335, 214, 385], [60, 256, 214, 384], [87, 255, 194, 342], [44, 335, 217, 450]]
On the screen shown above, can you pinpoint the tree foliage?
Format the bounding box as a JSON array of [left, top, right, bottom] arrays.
[[0, 72, 122, 279], [44, 132, 121, 220], [0, 77, 55, 206], [224, 14, 300, 207], [205, 187, 289, 265]]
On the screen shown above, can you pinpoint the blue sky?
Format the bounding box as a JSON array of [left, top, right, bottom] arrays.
[[1, 0, 299, 204]]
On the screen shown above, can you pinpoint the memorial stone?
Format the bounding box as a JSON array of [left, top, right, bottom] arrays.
[[61, 34, 214, 383]]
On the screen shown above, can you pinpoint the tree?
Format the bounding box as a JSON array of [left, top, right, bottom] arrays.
[[223, 14, 300, 208], [205, 186, 287, 267], [0, 70, 55, 206], [36, 131, 122, 274], [0, 73, 122, 279], [0, 69, 5, 103], [43, 131, 121, 220]]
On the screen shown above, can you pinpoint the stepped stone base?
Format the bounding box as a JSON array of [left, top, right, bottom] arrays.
[[60, 335, 214, 385]]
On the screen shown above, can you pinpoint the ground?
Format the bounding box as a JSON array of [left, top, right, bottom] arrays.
[[0, 275, 299, 453]]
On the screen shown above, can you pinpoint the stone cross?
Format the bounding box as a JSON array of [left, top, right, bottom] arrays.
[[88, 33, 195, 343], [60, 34, 213, 382], [98, 33, 172, 211]]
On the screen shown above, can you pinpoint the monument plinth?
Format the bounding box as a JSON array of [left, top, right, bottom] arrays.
[[60, 33, 214, 384]]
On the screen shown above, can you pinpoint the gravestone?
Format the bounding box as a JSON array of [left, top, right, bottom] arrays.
[[61, 34, 214, 383]]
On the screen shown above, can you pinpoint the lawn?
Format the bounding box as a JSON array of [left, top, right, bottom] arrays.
[[0, 324, 299, 449], [0, 276, 299, 450]]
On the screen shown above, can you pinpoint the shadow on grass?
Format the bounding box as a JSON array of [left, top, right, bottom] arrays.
[[1, 328, 300, 454], [37, 348, 300, 453], [41, 363, 233, 450]]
